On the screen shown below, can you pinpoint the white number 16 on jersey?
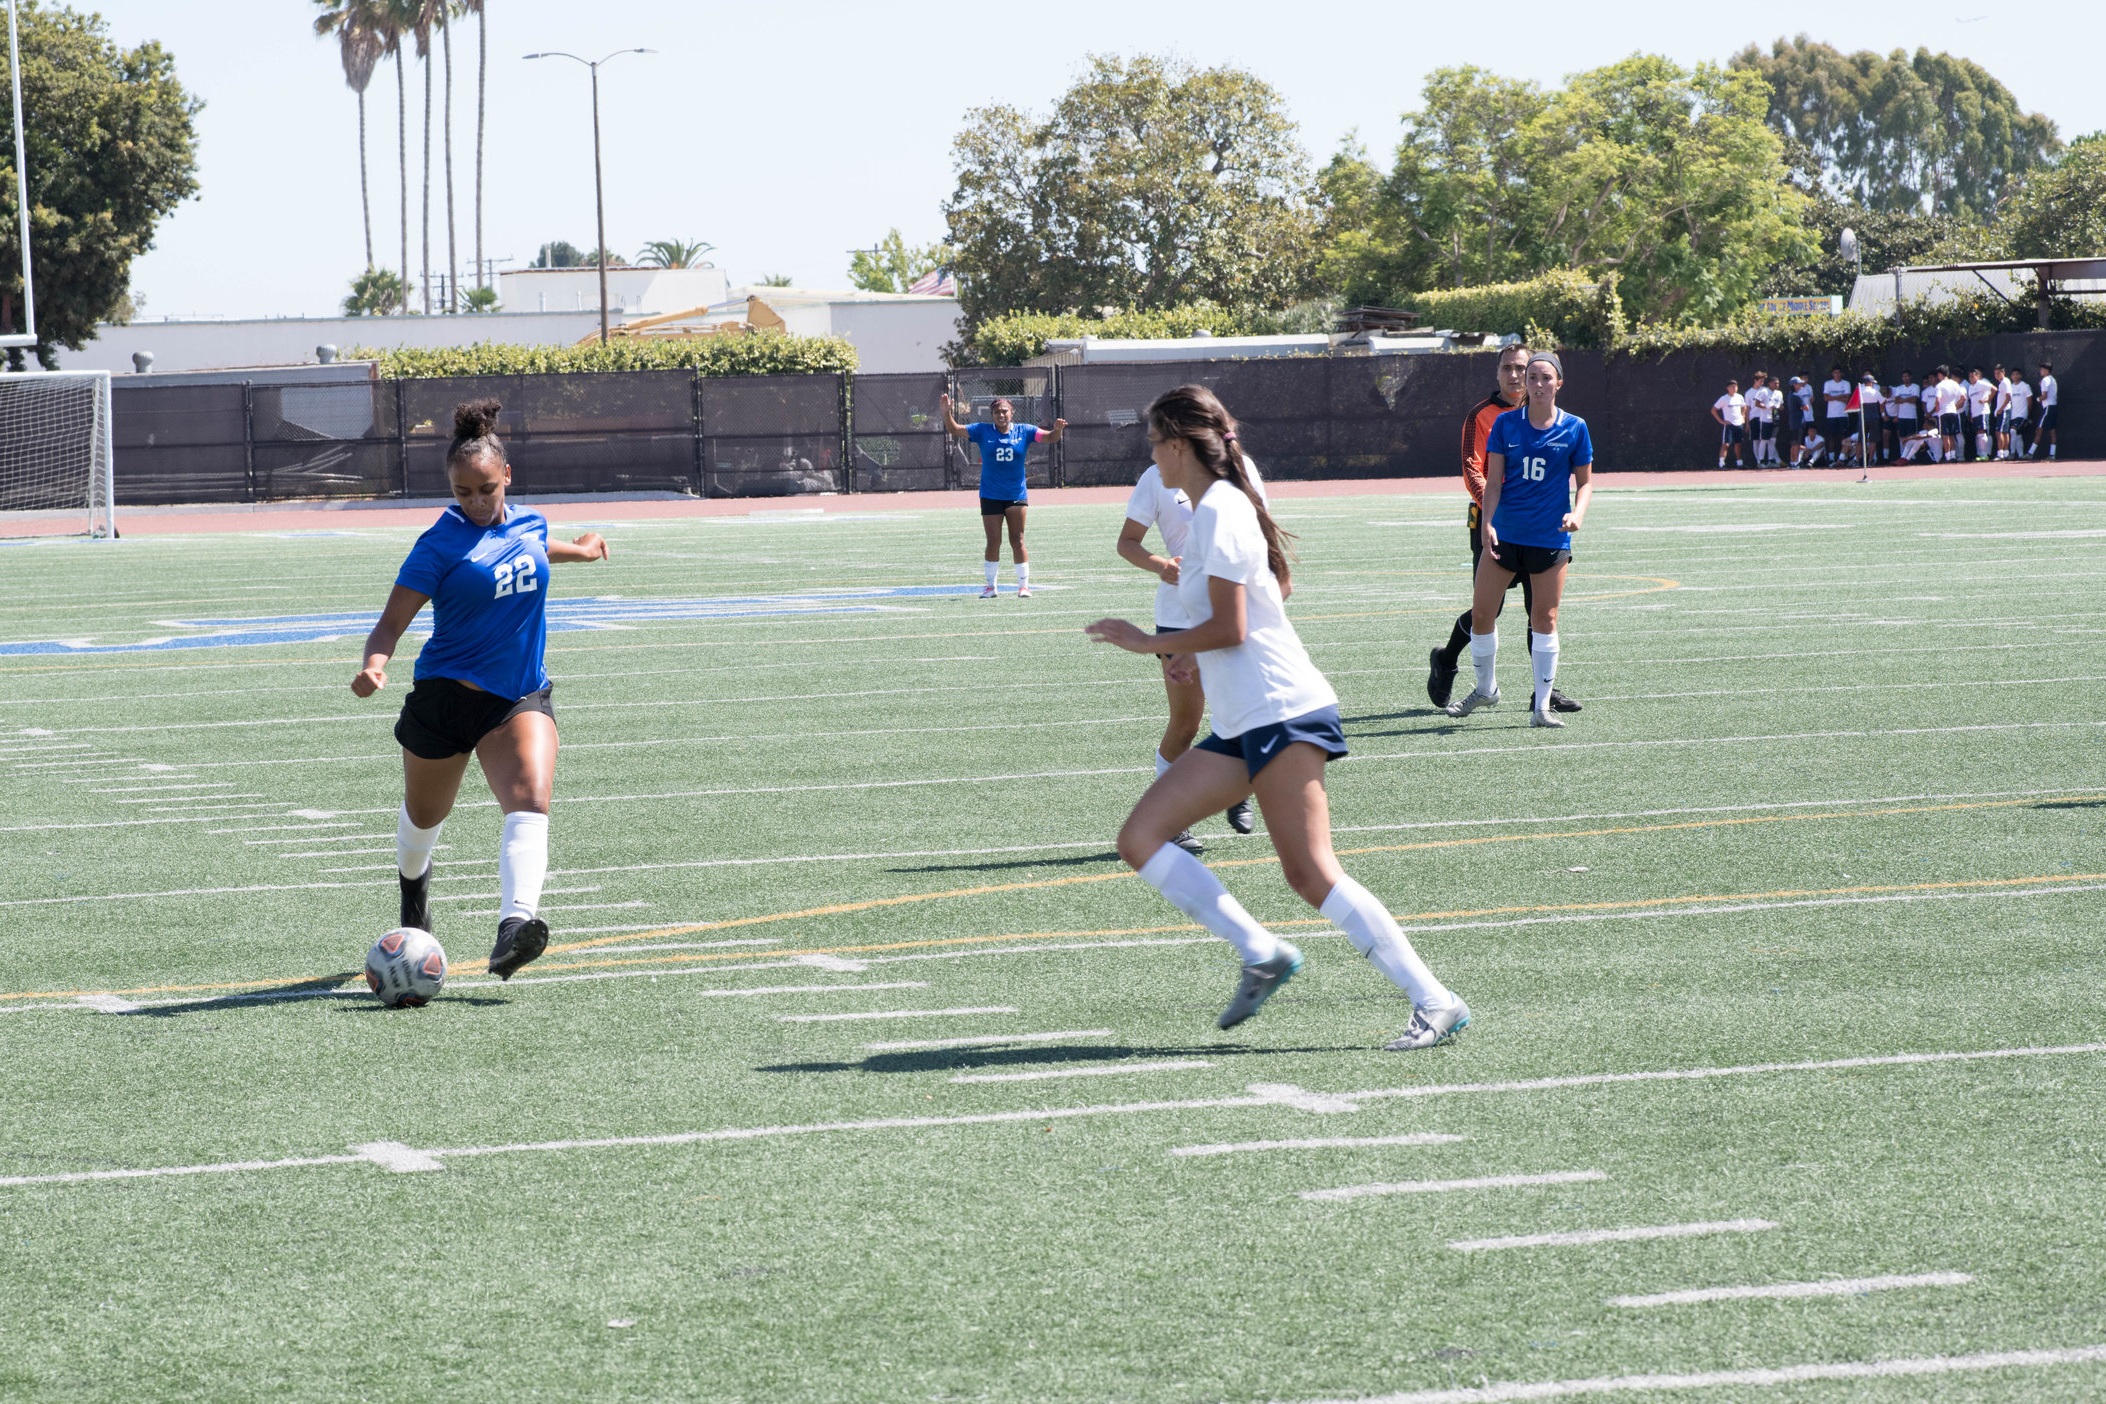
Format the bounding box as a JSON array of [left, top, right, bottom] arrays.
[[493, 558, 538, 598], [1521, 456, 1548, 481]]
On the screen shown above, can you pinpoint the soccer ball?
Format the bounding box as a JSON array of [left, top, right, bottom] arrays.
[[365, 927, 447, 1008]]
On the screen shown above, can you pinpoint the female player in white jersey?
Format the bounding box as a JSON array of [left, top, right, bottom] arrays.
[[1086, 385, 1469, 1051], [1118, 454, 1265, 851], [1447, 352, 1594, 728], [352, 400, 611, 980]]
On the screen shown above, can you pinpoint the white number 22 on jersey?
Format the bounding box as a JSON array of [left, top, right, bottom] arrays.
[[493, 557, 538, 598], [1521, 456, 1548, 481]]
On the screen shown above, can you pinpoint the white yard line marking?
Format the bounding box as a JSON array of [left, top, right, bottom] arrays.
[[1280, 1343, 2106, 1404], [1171, 1133, 1465, 1157], [1302, 1170, 1604, 1201], [458, 901, 651, 915], [1247, 1083, 1365, 1114], [242, 832, 389, 846], [429, 886, 600, 903], [1449, 1219, 1776, 1252], [866, 1029, 1115, 1052], [453, 977, 930, 997], [209, 823, 359, 835], [81, 783, 227, 794], [1608, 1271, 1974, 1307], [115, 793, 266, 805], [8, 1044, 2104, 1188], [576, 939, 782, 954], [351, 1141, 446, 1174], [75, 994, 141, 1014], [950, 1060, 1213, 1084], [795, 953, 869, 972], [777, 1005, 1017, 1024]]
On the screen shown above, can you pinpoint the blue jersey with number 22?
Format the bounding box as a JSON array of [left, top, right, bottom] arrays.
[[394, 504, 552, 700], [967, 421, 1042, 501], [1485, 408, 1593, 551]]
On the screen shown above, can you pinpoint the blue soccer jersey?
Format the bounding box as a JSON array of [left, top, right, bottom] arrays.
[[394, 505, 553, 700], [1485, 407, 1593, 550], [966, 421, 1041, 500]]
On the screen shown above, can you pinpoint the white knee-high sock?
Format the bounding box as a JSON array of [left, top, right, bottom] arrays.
[[1137, 842, 1281, 964], [982, 559, 998, 589], [498, 811, 549, 924], [1530, 631, 1559, 711], [1155, 751, 1173, 778], [396, 804, 442, 880], [1470, 630, 1497, 694], [1015, 562, 1030, 588], [1321, 876, 1454, 1009]]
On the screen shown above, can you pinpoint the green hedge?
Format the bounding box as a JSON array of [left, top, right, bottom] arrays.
[[1396, 271, 1626, 351], [1614, 288, 2106, 362], [348, 331, 859, 379], [965, 301, 1336, 366]]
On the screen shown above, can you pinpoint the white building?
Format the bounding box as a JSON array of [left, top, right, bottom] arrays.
[[495, 265, 728, 316], [635, 287, 962, 375]]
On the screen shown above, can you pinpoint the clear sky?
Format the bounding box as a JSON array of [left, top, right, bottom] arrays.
[[78, 0, 2106, 321]]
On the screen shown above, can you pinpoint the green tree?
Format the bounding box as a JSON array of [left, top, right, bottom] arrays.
[[532, 239, 585, 268], [1997, 133, 2106, 258], [459, 282, 497, 312], [945, 54, 1317, 324], [1732, 36, 2058, 219], [637, 238, 715, 269], [0, 2, 199, 361], [848, 228, 949, 293], [342, 266, 409, 315]]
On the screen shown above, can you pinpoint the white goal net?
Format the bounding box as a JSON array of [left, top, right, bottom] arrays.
[[0, 370, 116, 537]]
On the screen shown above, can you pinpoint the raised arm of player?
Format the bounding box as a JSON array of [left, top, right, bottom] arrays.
[[1039, 417, 1068, 446], [352, 585, 430, 697], [1562, 459, 1594, 535], [938, 393, 970, 440]]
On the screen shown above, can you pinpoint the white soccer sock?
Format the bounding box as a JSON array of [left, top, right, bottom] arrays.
[[1321, 876, 1453, 1010], [1155, 751, 1173, 778], [498, 810, 549, 924], [1530, 631, 1559, 712], [1470, 630, 1497, 695], [396, 804, 442, 880], [1015, 562, 1030, 588], [1137, 842, 1280, 965], [983, 560, 998, 589]]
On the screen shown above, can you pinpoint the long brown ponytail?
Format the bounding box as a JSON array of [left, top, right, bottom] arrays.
[[1146, 384, 1294, 585]]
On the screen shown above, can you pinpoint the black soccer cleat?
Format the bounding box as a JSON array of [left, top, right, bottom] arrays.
[[488, 915, 549, 981], [1549, 689, 1582, 714], [1224, 798, 1255, 834], [399, 869, 432, 933], [1426, 646, 1460, 709]]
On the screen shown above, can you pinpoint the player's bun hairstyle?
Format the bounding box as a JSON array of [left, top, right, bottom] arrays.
[[1147, 384, 1294, 587], [448, 398, 506, 471]]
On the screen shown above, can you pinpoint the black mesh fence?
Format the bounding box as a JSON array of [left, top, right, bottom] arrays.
[[699, 373, 845, 497], [851, 372, 950, 492], [99, 332, 2100, 505]]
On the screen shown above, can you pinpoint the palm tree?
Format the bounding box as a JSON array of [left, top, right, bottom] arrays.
[[460, 0, 486, 292], [637, 239, 715, 269], [411, 1, 439, 316], [312, 3, 385, 271], [439, 0, 458, 311]]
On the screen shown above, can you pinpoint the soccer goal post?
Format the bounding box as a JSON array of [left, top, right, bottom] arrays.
[[0, 370, 118, 538]]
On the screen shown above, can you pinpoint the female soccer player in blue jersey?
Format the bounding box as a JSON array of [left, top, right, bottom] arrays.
[[351, 400, 611, 981], [1086, 385, 1469, 1052], [1447, 352, 1594, 729], [939, 392, 1065, 598]]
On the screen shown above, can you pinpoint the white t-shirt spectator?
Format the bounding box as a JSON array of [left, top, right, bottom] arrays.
[[1893, 384, 1919, 420], [1967, 379, 1995, 418], [1935, 379, 1966, 417], [1994, 379, 2011, 414], [1823, 378, 1853, 416], [1747, 386, 1777, 422], [1713, 392, 1747, 426], [1921, 382, 1941, 416], [1857, 383, 1883, 412], [1177, 478, 1335, 738], [2038, 374, 2058, 408], [1794, 383, 1815, 418], [1124, 460, 1267, 628], [2006, 380, 2033, 417]]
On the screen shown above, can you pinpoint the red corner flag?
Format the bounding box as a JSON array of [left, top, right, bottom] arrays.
[[1846, 385, 1863, 411]]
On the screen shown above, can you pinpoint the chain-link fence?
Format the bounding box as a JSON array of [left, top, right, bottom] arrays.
[[100, 331, 2100, 505]]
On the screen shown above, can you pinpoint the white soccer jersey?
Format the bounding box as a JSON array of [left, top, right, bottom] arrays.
[[1713, 393, 1747, 426], [2007, 381, 2033, 415], [2039, 374, 2058, 408], [1857, 384, 1883, 409], [1178, 479, 1335, 739], [1794, 384, 1815, 416], [1823, 378, 1852, 415], [1935, 380, 1966, 417], [1995, 380, 2011, 413], [1747, 386, 1776, 421], [1125, 460, 1269, 628], [1893, 385, 1919, 419], [1967, 380, 1995, 417]]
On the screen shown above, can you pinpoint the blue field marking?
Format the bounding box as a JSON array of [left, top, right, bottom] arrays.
[[0, 585, 1018, 655]]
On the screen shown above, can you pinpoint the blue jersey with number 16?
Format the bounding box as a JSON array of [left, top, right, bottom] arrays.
[[1485, 407, 1593, 550], [394, 504, 552, 700]]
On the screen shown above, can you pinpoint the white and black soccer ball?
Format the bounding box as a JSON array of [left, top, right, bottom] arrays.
[[365, 927, 448, 1008]]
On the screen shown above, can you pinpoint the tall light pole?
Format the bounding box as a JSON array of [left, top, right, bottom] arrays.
[[523, 47, 653, 345]]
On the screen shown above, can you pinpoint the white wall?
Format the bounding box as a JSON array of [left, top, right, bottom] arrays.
[[56, 311, 607, 374], [823, 299, 962, 374], [497, 266, 728, 316]]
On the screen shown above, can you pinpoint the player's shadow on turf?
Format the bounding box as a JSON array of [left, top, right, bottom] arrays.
[[759, 1041, 1347, 1076], [131, 974, 505, 1017], [1339, 711, 1475, 737], [886, 850, 1123, 874]]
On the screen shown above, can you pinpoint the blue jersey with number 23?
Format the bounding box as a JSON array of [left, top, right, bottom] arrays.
[[1485, 407, 1593, 551], [394, 504, 552, 700], [967, 421, 1042, 501]]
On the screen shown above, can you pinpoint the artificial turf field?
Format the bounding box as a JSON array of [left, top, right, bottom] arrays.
[[1, 477, 2104, 1404]]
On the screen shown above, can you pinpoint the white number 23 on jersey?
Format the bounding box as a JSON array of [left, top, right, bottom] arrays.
[[1520, 456, 1548, 481], [493, 557, 538, 598]]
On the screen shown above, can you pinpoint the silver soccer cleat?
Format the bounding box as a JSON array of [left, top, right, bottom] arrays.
[[1384, 998, 1471, 1051], [1219, 943, 1302, 1030], [1530, 708, 1566, 728], [1446, 685, 1500, 718]]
